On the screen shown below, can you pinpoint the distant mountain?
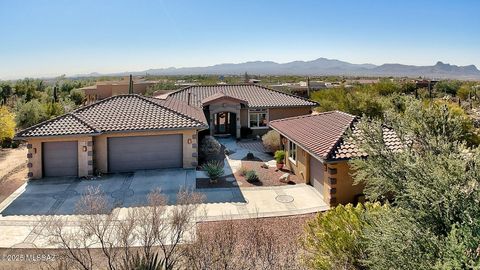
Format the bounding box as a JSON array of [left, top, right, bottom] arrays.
[[75, 58, 480, 80]]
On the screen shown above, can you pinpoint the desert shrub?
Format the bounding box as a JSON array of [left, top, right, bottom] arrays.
[[274, 150, 286, 164], [239, 166, 248, 176], [245, 152, 255, 160], [245, 170, 259, 182], [200, 136, 221, 157], [302, 203, 388, 270], [15, 99, 48, 128], [202, 161, 224, 180], [262, 130, 281, 152]]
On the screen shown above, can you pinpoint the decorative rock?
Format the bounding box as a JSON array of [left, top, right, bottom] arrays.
[[226, 177, 236, 182], [260, 163, 269, 169], [279, 173, 290, 183]]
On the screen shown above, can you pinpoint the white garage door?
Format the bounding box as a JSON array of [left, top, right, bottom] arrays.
[[108, 135, 183, 173], [309, 157, 324, 195], [43, 141, 78, 177]]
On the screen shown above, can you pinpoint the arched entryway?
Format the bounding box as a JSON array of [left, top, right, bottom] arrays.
[[213, 112, 236, 137]]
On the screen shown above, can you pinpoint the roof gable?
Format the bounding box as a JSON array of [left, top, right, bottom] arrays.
[[167, 84, 317, 108], [16, 95, 208, 138], [270, 111, 403, 161]]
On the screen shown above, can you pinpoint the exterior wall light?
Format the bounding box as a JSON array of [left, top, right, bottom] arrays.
[[83, 146, 88, 152], [187, 138, 192, 144]]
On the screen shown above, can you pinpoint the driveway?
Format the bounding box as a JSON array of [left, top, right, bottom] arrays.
[[0, 169, 196, 216]]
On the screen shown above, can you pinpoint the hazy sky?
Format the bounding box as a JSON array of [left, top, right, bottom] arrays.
[[1, 0, 479, 79]]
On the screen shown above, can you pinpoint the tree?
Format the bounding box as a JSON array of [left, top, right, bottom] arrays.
[[349, 98, 480, 269], [434, 80, 462, 96], [0, 106, 15, 145], [15, 100, 48, 128], [302, 203, 387, 270], [0, 83, 12, 105], [69, 89, 85, 106]]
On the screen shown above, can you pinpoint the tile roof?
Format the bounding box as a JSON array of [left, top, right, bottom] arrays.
[[16, 95, 208, 138], [269, 111, 402, 161], [331, 125, 403, 160], [166, 84, 317, 108], [270, 111, 356, 160], [201, 92, 248, 105]]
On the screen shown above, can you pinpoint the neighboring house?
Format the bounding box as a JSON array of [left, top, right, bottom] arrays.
[[15, 84, 316, 179], [15, 95, 208, 179], [80, 77, 158, 103], [269, 111, 401, 206], [163, 84, 317, 138]]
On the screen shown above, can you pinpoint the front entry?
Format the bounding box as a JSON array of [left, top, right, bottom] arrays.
[[213, 112, 236, 137]]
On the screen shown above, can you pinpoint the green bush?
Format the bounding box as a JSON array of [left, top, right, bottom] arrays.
[[202, 161, 224, 180], [245, 170, 259, 182], [274, 150, 286, 164], [69, 88, 85, 105], [200, 136, 221, 157], [302, 203, 388, 270]]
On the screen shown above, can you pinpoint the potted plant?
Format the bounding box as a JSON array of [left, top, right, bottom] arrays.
[[274, 150, 286, 170], [202, 161, 224, 184]]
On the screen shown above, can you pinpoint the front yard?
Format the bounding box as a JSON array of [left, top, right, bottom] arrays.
[[196, 136, 300, 189]]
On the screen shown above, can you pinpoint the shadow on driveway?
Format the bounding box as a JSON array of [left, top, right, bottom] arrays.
[[0, 168, 246, 216]]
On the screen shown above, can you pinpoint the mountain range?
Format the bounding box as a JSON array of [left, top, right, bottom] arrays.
[[78, 58, 480, 80]]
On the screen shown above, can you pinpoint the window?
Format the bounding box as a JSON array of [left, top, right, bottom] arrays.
[[248, 109, 268, 128], [289, 140, 297, 162]]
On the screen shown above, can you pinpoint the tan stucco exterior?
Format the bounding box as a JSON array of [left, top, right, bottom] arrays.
[[83, 81, 156, 102], [282, 137, 364, 206], [27, 135, 94, 180], [239, 106, 312, 137], [26, 129, 198, 179], [268, 107, 312, 121]]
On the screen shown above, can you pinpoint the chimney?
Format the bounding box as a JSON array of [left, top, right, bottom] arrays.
[[128, 74, 133, 94], [187, 92, 191, 105]]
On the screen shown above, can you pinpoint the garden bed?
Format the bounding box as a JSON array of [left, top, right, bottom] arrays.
[[234, 160, 301, 187]]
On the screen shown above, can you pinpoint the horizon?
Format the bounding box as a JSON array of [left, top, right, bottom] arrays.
[[1, 0, 479, 80]]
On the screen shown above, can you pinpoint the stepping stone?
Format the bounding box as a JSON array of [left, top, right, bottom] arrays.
[[275, 195, 294, 203], [225, 177, 236, 182]]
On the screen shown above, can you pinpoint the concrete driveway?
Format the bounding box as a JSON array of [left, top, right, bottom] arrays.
[[0, 169, 197, 216]]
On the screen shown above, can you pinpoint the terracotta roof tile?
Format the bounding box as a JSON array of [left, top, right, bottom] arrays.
[[270, 111, 402, 161], [167, 84, 317, 108], [270, 111, 356, 160], [16, 95, 208, 138]]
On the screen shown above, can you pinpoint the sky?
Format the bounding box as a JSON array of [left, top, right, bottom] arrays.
[[0, 0, 479, 79]]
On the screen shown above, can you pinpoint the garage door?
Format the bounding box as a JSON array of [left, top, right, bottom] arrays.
[[309, 157, 324, 195], [108, 135, 182, 173], [43, 141, 78, 177]]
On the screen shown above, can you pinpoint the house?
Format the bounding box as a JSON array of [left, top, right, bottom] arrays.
[[162, 84, 317, 138], [80, 77, 158, 103], [15, 84, 316, 179], [269, 111, 401, 206]]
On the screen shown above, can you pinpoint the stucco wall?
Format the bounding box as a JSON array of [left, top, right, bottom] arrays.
[[283, 139, 309, 183], [323, 161, 365, 206], [241, 106, 312, 137], [269, 107, 312, 121], [27, 136, 93, 180], [94, 129, 198, 174], [282, 135, 365, 206]]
